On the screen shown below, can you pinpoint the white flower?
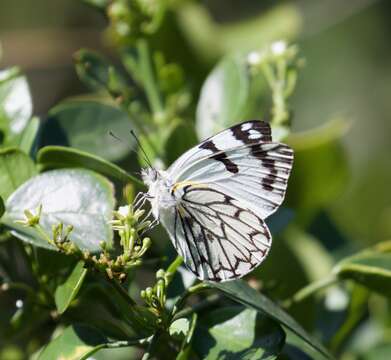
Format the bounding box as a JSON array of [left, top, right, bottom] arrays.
[[117, 205, 131, 217], [271, 40, 287, 56], [247, 51, 263, 65]]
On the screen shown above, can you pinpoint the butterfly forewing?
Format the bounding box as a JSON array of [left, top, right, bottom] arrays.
[[168, 121, 293, 219], [169, 185, 271, 281]]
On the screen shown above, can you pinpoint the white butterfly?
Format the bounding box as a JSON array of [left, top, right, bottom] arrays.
[[141, 121, 293, 282]]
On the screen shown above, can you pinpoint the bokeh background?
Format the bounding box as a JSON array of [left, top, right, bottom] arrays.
[[1, 1, 391, 358], [1, 0, 389, 248]]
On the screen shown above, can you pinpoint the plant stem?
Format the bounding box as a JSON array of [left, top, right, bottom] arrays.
[[284, 274, 339, 307], [165, 255, 183, 283], [172, 293, 220, 321], [137, 39, 164, 119], [171, 282, 213, 319], [33, 224, 54, 246]]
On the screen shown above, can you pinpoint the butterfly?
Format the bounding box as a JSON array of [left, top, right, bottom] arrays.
[[141, 120, 293, 282]]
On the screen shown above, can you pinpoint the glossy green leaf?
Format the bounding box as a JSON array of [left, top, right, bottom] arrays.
[[165, 121, 198, 166], [196, 55, 249, 139], [0, 67, 32, 139], [19, 116, 40, 154], [55, 261, 88, 314], [2, 169, 114, 252], [213, 280, 331, 359], [0, 147, 37, 199], [38, 325, 106, 360], [0, 196, 4, 218], [333, 250, 391, 296], [92, 347, 138, 360], [280, 328, 327, 360], [176, 313, 197, 360], [193, 307, 285, 360], [169, 318, 190, 339], [37, 146, 143, 186], [39, 100, 134, 162]]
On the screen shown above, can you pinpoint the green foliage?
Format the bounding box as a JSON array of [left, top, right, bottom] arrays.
[[0, 1, 389, 360], [0, 147, 37, 199], [55, 260, 88, 314], [38, 325, 107, 360], [193, 307, 285, 359], [41, 100, 134, 162], [2, 169, 115, 251]]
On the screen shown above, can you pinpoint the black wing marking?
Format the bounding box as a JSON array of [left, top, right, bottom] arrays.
[[172, 186, 271, 282]]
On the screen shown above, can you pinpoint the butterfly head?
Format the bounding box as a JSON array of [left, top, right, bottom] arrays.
[[141, 168, 175, 219]]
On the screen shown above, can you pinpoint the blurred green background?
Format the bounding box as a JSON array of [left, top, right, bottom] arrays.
[[1, 0, 389, 249], [1, 1, 391, 358]]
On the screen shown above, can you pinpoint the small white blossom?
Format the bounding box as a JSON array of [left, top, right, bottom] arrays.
[[117, 205, 131, 217], [271, 40, 287, 56], [247, 51, 263, 65]]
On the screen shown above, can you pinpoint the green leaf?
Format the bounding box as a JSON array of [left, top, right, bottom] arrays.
[[285, 118, 350, 224], [19, 116, 40, 154], [0, 147, 37, 200], [176, 313, 197, 360], [169, 318, 190, 339], [196, 55, 249, 139], [38, 325, 106, 360], [333, 250, 391, 296], [74, 49, 128, 94], [55, 260, 88, 314], [193, 307, 285, 360], [37, 146, 143, 186], [67, 282, 154, 340], [0, 196, 4, 218], [39, 100, 134, 162], [212, 280, 332, 359], [177, 3, 301, 61], [281, 328, 327, 360], [0, 67, 32, 140], [2, 169, 115, 252], [165, 121, 198, 166]]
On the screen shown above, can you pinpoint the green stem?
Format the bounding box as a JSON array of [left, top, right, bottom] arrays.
[[173, 293, 220, 321], [284, 274, 339, 307], [33, 224, 54, 246], [171, 282, 213, 319], [137, 39, 164, 118], [165, 256, 183, 284]]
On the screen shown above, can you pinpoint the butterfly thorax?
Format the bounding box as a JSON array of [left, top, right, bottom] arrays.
[[141, 168, 176, 219]]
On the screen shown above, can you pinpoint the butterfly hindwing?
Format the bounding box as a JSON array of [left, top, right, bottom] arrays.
[[168, 185, 271, 281]]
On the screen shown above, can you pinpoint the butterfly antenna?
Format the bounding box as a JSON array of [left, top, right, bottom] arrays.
[[130, 130, 153, 168], [109, 131, 146, 178], [109, 131, 140, 158]]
